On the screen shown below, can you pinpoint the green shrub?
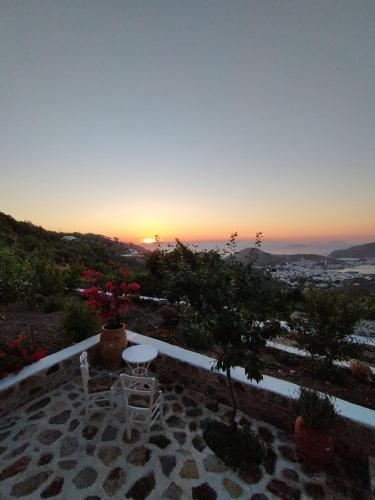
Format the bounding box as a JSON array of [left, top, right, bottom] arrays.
[[309, 360, 346, 385], [30, 252, 64, 299], [294, 289, 359, 367], [122, 307, 146, 334], [179, 308, 212, 350], [356, 295, 375, 320], [183, 327, 212, 350], [294, 388, 337, 432], [203, 420, 264, 470], [62, 262, 83, 291], [0, 248, 32, 304], [42, 296, 64, 313], [63, 299, 100, 342], [159, 304, 180, 327]]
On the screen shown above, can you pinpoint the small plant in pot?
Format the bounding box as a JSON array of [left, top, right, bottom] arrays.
[[294, 388, 337, 468], [82, 266, 141, 369]]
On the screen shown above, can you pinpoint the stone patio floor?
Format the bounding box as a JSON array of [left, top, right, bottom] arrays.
[[0, 370, 370, 499]]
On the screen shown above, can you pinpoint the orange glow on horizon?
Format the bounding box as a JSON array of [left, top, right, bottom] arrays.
[[5, 207, 374, 246], [122, 229, 375, 246]]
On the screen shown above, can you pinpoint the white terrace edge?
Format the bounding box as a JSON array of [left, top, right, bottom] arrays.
[[266, 340, 375, 375], [0, 334, 100, 391], [0, 330, 374, 429]]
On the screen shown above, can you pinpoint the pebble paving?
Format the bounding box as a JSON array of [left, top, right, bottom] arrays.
[[0, 370, 366, 499]]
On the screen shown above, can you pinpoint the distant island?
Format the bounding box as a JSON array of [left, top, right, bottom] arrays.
[[234, 241, 375, 268], [329, 242, 375, 259], [234, 248, 336, 267]]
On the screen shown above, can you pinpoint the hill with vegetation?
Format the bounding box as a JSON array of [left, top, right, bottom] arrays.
[[0, 212, 147, 268], [329, 242, 375, 259]]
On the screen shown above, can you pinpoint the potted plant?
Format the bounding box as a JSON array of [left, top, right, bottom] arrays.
[[82, 266, 141, 369], [294, 388, 337, 467]]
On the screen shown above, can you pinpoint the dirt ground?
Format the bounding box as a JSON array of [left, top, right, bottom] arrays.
[[0, 303, 72, 354], [261, 348, 375, 411]]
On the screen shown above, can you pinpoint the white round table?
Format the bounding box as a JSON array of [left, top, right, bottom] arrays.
[[122, 344, 158, 376]]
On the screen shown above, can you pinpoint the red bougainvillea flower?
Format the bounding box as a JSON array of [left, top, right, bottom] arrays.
[[81, 267, 141, 328], [117, 304, 130, 315], [0, 337, 50, 379], [32, 350, 48, 362], [9, 338, 23, 350], [127, 282, 141, 292], [82, 269, 104, 284], [106, 281, 117, 292]]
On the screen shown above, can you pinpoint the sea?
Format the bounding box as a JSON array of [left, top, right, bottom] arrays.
[[337, 264, 375, 275]]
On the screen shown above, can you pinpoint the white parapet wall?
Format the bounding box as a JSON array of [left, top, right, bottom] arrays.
[[127, 331, 375, 429], [1, 330, 374, 430], [266, 340, 375, 374], [0, 334, 100, 392]]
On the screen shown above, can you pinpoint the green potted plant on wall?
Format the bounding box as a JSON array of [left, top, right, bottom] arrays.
[[294, 388, 337, 467], [82, 265, 141, 369]]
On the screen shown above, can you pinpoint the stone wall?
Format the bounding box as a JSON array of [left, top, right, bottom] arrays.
[[0, 354, 82, 418], [1, 339, 374, 464], [151, 353, 375, 460]]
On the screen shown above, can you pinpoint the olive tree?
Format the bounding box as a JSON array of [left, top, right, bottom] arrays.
[[150, 233, 280, 429]]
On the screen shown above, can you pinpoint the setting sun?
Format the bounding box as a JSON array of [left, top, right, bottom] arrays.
[[142, 238, 156, 244]]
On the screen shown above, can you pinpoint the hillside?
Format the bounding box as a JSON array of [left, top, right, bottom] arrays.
[[233, 248, 282, 266], [329, 242, 375, 259], [234, 247, 335, 267], [0, 212, 147, 266]]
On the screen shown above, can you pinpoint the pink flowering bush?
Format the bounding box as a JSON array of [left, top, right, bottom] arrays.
[[82, 264, 141, 329]]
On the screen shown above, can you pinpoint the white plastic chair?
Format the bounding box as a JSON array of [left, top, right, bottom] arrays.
[[80, 351, 114, 417], [119, 373, 163, 440]]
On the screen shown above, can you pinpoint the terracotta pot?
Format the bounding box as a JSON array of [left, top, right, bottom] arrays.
[[295, 416, 335, 467], [99, 323, 127, 370], [349, 359, 373, 382]]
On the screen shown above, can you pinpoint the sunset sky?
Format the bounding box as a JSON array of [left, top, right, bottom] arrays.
[[1, 1, 374, 246]]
